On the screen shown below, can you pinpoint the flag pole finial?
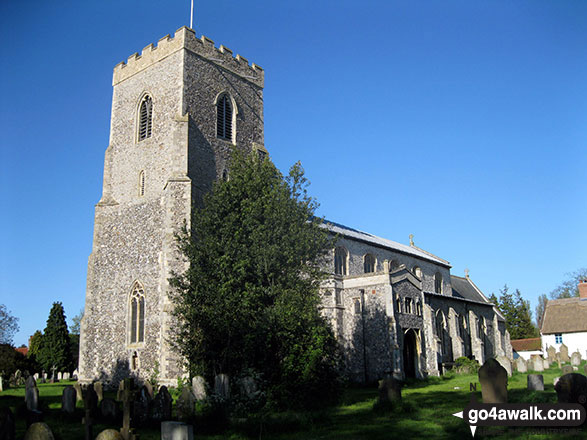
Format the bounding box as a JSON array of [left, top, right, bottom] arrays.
[[190, 0, 194, 29]]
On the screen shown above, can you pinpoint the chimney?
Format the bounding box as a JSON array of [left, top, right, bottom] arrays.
[[579, 279, 587, 300]]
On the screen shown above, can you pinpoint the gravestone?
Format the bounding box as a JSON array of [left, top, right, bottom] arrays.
[[555, 373, 587, 411], [100, 398, 119, 420], [554, 377, 560, 386], [33, 373, 39, 381], [23, 423, 54, 440], [161, 421, 194, 440], [83, 386, 98, 440], [95, 430, 123, 440], [562, 365, 573, 375], [132, 386, 151, 424], [478, 358, 508, 403], [25, 376, 37, 390], [571, 351, 581, 366], [43, 373, 47, 381], [176, 387, 196, 421], [530, 355, 544, 372], [377, 377, 402, 403], [239, 376, 259, 399], [515, 357, 527, 373], [542, 359, 550, 370], [61, 386, 76, 414], [0, 407, 15, 440], [116, 381, 124, 401], [495, 356, 512, 377], [192, 376, 206, 400], [0, 376, 3, 392], [62, 372, 70, 381], [72, 369, 78, 379], [74, 383, 83, 402], [527, 374, 544, 391], [151, 386, 172, 422], [120, 378, 136, 440], [547, 345, 556, 361], [25, 386, 39, 411], [214, 374, 230, 399], [144, 381, 154, 399], [57, 372, 62, 381], [93, 381, 103, 402], [559, 344, 570, 362]]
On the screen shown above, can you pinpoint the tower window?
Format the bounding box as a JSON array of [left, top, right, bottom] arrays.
[[216, 94, 233, 141], [130, 282, 145, 344], [138, 170, 145, 196], [138, 95, 153, 141], [434, 272, 442, 294], [363, 254, 376, 273], [334, 247, 348, 276]]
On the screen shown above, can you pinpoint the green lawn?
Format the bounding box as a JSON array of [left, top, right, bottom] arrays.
[[1, 362, 585, 440]]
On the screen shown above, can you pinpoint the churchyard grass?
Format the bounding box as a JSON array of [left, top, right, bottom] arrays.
[[1, 362, 585, 439]]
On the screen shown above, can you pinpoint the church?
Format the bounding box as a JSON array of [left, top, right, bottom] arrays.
[[78, 27, 512, 386]]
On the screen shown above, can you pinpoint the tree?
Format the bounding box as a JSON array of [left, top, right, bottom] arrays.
[[28, 330, 43, 360], [171, 151, 340, 409], [493, 285, 538, 340], [37, 302, 73, 373], [535, 293, 548, 330], [548, 268, 587, 299], [69, 309, 84, 335], [0, 304, 19, 345]]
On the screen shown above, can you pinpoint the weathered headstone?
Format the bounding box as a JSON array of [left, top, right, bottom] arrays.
[[542, 359, 550, 370], [23, 423, 54, 440], [57, 372, 62, 381], [0, 407, 15, 440], [25, 375, 37, 390], [95, 430, 123, 440], [100, 398, 119, 420], [495, 356, 512, 377], [151, 386, 172, 422], [83, 386, 98, 440], [120, 378, 136, 440], [62, 372, 70, 381], [478, 358, 508, 403], [559, 344, 570, 362], [61, 386, 76, 414], [74, 383, 83, 402], [527, 374, 544, 391], [555, 373, 587, 411], [192, 376, 207, 400], [132, 386, 151, 424], [161, 421, 194, 440], [214, 374, 230, 399], [72, 369, 78, 379], [378, 377, 402, 403], [530, 355, 544, 372], [25, 386, 39, 411], [515, 357, 527, 373], [176, 387, 196, 421], [547, 345, 556, 361], [42, 373, 47, 381], [33, 373, 39, 381], [93, 381, 103, 402], [571, 351, 581, 366], [562, 365, 573, 375]]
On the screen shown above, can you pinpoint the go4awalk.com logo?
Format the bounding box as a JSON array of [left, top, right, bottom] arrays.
[[452, 400, 585, 437]]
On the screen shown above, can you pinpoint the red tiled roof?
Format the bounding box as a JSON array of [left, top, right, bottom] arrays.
[[510, 338, 541, 352], [15, 347, 28, 356]]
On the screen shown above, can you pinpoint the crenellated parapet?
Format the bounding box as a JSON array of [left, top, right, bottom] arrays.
[[113, 26, 264, 87]]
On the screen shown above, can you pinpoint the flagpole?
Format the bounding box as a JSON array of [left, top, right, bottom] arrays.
[[190, 0, 194, 29]]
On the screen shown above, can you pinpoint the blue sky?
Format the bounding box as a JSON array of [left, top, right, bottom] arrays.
[[1, 1, 586, 347]]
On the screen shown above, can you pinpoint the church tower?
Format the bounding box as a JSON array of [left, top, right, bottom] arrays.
[[79, 27, 265, 385]]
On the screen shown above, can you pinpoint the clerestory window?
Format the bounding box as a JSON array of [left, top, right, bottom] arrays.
[[334, 247, 348, 276], [364, 254, 376, 273]]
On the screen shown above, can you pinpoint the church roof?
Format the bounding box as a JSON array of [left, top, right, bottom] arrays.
[[450, 275, 505, 322], [541, 297, 587, 334], [322, 221, 451, 268]]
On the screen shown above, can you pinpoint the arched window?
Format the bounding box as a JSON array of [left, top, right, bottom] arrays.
[[216, 94, 233, 141], [363, 254, 376, 273], [435, 310, 445, 338], [130, 282, 145, 344], [395, 295, 402, 313], [138, 170, 145, 196], [416, 301, 422, 316], [354, 298, 361, 315], [138, 95, 153, 141], [413, 266, 422, 279], [434, 272, 442, 294], [389, 260, 399, 272], [334, 247, 348, 276], [405, 298, 412, 314]]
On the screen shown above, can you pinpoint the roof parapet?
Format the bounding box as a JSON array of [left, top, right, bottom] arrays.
[[113, 26, 264, 88]]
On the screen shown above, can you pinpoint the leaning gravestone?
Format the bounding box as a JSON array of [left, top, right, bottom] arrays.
[[0, 407, 15, 440], [192, 376, 207, 400], [61, 386, 76, 415], [100, 398, 119, 420], [571, 351, 581, 366], [478, 358, 508, 403], [23, 422, 55, 440], [547, 345, 556, 361], [176, 387, 196, 421], [161, 421, 194, 440], [25, 385, 39, 411], [562, 365, 573, 375], [515, 357, 527, 373], [93, 381, 103, 403], [151, 386, 172, 422], [378, 377, 402, 403], [214, 374, 230, 399], [95, 429, 123, 440], [559, 344, 570, 362], [496, 356, 512, 377], [555, 373, 587, 411], [527, 374, 544, 391]]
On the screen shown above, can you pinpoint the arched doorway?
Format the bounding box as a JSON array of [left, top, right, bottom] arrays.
[[403, 329, 418, 378]]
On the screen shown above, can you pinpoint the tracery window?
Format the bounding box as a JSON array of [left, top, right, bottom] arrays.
[[138, 95, 153, 141], [364, 254, 376, 273], [130, 282, 145, 344], [334, 247, 348, 275]]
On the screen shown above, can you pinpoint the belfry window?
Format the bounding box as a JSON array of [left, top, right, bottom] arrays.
[[138, 95, 153, 141], [216, 94, 233, 141], [130, 283, 145, 344], [334, 247, 348, 276], [364, 254, 376, 273]]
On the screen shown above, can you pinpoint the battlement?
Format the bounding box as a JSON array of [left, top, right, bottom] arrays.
[[113, 26, 264, 87]]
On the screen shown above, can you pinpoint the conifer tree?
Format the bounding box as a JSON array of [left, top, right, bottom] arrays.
[[37, 302, 73, 373], [493, 286, 538, 339]]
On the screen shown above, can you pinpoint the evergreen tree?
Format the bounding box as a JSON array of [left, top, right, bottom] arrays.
[[171, 151, 340, 409], [493, 285, 538, 339], [37, 302, 73, 373]]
